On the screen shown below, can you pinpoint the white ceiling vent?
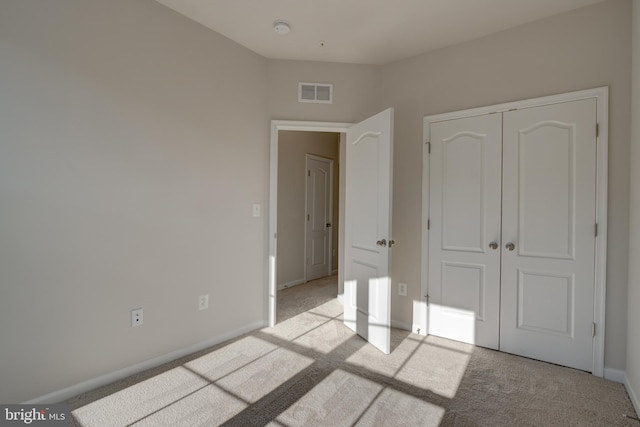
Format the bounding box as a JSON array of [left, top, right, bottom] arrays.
[[298, 82, 333, 104]]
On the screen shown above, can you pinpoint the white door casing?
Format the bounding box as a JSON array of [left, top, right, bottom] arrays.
[[428, 113, 503, 349], [499, 99, 597, 371], [305, 155, 333, 281], [343, 108, 394, 354], [422, 88, 607, 375]]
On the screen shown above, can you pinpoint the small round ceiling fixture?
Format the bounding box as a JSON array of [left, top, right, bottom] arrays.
[[273, 20, 290, 35]]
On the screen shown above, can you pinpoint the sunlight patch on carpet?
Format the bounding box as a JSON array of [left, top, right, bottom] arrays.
[[215, 347, 314, 403], [184, 335, 277, 382], [394, 337, 472, 399], [72, 366, 211, 426], [271, 369, 384, 427], [124, 384, 247, 426], [292, 319, 353, 354], [357, 387, 445, 426]]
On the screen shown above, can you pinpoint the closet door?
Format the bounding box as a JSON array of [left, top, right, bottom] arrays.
[[428, 113, 502, 349], [500, 99, 597, 371]]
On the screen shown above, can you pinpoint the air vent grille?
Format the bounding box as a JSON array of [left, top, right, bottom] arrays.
[[298, 82, 333, 104]]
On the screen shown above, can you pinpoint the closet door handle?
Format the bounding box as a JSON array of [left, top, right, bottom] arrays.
[[505, 242, 516, 251], [489, 241, 498, 250]]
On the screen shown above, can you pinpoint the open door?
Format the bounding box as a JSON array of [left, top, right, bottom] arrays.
[[343, 108, 394, 354]]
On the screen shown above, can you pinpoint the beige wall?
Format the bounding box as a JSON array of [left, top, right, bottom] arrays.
[[0, 0, 268, 402], [277, 131, 340, 287], [267, 60, 382, 123], [380, 0, 632, 370], [626, 0, 640, 411]]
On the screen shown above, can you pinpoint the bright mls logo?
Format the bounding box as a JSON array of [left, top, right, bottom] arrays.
[[1, 405, 69, 426]]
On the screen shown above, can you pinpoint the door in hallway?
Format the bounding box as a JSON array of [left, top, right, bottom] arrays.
[[306, 155, 333, 281]]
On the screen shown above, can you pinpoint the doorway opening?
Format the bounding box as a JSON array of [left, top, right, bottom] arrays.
[[276, 133, 338, 323], [268, 121, 352, 327], [270, 109, 395, 355], [277, 135, 338, 288]]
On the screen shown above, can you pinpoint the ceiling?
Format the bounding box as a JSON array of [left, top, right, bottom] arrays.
[[154, 0, 606, 65]]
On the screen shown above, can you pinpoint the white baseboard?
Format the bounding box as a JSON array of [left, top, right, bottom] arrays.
[[277, 278, 306, 291], [603, 368, 640, 416], [626, 375, 640, 417], [337, 293, 344, 304], [604, 367, 626, 384], [391, 320, 412, 332], [24, 320, 267, 404]]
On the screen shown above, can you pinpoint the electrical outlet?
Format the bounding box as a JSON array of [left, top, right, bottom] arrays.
[[199, 294, 209, 310], [398, 283, 407, 297], [131, 308, 143, 327]]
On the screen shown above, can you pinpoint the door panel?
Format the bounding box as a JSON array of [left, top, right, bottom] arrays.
[[344, 108, 393, 354], [442, 132, 487, 252], [517, 122, 575, 259], [306, 156, 332, 281], [428, 113, 502, 349], [517, 270, 574, 337], [500, 99, 596, 371]]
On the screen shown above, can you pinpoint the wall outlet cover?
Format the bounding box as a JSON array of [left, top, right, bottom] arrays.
[[398, 283, 408, 297], [131, 308, 143, 327], [199, 294, 209, 310]]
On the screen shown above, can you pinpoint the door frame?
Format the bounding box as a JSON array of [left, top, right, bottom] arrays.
[[269, 120, 352, 327], [305, 154, 334, 281], [420, 87, 609, 377]]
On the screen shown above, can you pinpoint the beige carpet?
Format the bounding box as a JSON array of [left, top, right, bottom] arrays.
[[66, 279, 638, 426], [277, 275, 338, 323]]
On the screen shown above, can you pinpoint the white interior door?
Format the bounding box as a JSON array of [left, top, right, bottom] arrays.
[[428, 113, 503, 349], [305, 155, 333, 281], [343, 108, 393, 354], [500, 99, 597, 371]]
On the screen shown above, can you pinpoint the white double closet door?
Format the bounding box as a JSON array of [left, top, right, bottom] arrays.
[[428, 98, 597, 371]]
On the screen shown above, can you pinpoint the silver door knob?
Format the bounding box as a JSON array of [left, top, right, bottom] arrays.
[[376, 239, 387, 247], [505, 242, 515, 251], [489, 241, 498, 250]]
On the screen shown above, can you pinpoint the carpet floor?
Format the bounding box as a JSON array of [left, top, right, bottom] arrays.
[[277, 275, 339, 323], [66, 276, 638, 426]]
